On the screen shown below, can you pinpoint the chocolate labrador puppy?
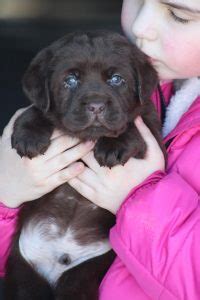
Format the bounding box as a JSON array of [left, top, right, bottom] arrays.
[[5, 31, 164, 300]]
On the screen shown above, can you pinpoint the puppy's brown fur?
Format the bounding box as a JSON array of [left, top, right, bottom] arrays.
[[5, 31, 164, 300]]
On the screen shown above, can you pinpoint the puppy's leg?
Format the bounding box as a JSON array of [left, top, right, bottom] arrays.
[[11, 106, 54, 158], [94, 123, 147, 168], [55, 250, 115, 300], [5, 244, 54, 300]]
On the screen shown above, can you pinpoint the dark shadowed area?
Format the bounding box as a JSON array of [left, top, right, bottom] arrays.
[[0, 0, 122, 133]]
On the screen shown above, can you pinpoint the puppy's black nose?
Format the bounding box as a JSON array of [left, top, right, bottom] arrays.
[[87, 102, 105, 114]]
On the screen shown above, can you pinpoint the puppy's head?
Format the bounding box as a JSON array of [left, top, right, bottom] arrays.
[[23, 31, 158, 140]]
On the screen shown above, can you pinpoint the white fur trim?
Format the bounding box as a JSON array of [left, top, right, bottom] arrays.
[[19, 220, 111, 286], [162, 77, 200, 137]]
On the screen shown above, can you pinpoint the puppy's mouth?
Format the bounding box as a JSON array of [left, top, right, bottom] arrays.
[[63, 114, 127, 139], [82, 114, 125, 131], [87, 114, 114, 129], [78, 114, 128, 138], [61, 101, 129, 139]]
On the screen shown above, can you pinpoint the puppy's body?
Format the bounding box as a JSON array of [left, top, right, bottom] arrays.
[[5, 31, 164, 300]]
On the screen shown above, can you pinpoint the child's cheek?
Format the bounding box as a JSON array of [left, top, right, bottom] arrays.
[[164, 38, 200, 76], [163, 36, 179, 60], [163, 36, 187, 68], [163, 32, 200, 66]]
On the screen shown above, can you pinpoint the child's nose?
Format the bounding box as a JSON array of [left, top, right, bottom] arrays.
[[132, 4, 158, 42]]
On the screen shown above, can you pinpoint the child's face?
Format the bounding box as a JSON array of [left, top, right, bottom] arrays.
[[121, 0, 200, 80]]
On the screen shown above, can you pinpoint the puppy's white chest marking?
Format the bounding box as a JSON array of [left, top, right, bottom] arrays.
[[19, 220, 111, 285]]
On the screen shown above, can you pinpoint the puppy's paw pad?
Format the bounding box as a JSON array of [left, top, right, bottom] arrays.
[[11, 131, 50, 159], [94, 137, 147, 168], [96, 151, 125, 168], [94, 140, 129, 168]]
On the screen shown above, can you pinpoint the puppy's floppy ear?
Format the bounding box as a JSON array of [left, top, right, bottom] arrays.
[[22, 47, 53, 113], [132, 47, 158, 104]]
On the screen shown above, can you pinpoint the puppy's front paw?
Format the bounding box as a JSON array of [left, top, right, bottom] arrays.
[[94, 136, 147, 168], [11, 106, 54, 159], [94, 138, 130, 168], [12, 128, 51, 159]]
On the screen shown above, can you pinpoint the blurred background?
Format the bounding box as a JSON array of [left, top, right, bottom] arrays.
[[0, 0, 122, 133]]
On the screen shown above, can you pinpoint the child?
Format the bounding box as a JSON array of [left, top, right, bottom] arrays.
[[1, 0, 200, 299]]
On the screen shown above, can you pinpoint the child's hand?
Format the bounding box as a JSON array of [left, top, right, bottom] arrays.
[[69, 117, 165, 214], [0, 108, 94, 208]]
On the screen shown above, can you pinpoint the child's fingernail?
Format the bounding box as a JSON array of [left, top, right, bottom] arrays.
[[85, 140, 95, 148], [74, 162, 84, 171], [135, 116, 142, 124]]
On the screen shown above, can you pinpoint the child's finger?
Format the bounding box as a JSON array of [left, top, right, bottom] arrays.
[[76, 166, 99, 189], [2, 107, 30, 139], [43, 135, 80, 161], [134, 116, 160, 152], [44, 141, 95, 174], [68, 177, 95, 203], [81, 151, 101, 172], [50, 129, 64, 140], [47, 162, 86, 189]]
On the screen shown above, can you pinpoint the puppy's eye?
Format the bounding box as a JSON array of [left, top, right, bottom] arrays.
[[64, 74, 79, 89], [107, 74, 125, 87]]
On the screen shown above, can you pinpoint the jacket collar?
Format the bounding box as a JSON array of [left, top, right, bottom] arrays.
[[163, 96, 200, 145], [151, 78, 200, 146], [162, 78, 200, 138]]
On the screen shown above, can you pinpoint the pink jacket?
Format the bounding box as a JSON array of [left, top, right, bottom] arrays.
[[0, 205, 19, 277], [100, 79, 200, 299], [1, 80, 200, 300]]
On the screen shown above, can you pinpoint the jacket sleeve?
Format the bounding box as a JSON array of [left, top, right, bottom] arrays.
[[0, 203, 19, 277], [110, 134, 200, 299]]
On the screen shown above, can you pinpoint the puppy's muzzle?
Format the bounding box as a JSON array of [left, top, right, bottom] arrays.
[[85, 101, 107, 128], [86, 102, 105, 115]]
